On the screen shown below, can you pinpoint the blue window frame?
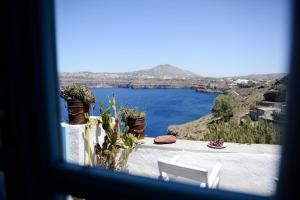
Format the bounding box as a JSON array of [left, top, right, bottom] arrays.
[[2, 0, 300, 199]]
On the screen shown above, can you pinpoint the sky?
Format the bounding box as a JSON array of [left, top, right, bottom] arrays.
[[55, 0, 291, 77]]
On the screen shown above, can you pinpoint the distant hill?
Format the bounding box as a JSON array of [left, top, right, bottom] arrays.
[[129, 64, 200, 79], [59, 64, 202, 88], [59, 64, 286, 89]]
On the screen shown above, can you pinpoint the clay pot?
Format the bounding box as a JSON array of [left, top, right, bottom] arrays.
[[67, 100, 89, 124], [126, 117, 145, 139]]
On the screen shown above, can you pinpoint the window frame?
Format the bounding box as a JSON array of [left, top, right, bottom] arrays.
[[2, 0, 299, 199]]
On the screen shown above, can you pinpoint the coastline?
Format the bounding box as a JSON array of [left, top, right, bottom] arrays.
[[167, 114, 214, 140], [86, 86, 225, 94]]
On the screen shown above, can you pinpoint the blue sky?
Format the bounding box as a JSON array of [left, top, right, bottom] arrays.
[[55, 0, 291, 77]]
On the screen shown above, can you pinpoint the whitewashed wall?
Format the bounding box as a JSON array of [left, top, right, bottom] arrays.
[[60, 116, 106, 166]]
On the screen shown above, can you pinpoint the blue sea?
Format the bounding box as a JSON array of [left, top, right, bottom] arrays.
[[60, 88, 218, 137]]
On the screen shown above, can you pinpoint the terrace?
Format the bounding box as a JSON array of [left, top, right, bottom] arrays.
[[128, 138, 280, 196], [61, 122, 280, 197]]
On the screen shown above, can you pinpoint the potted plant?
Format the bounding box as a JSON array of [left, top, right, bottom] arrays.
[[94, 96, 138, 171], [60, 84, 95, 124], [120, 108, 145, 139]]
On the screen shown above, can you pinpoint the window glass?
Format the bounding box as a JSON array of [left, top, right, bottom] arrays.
[[55, 0, 290, 196]]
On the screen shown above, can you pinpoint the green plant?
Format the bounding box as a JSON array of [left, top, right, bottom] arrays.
[[60, 84, 95, 105], [120, 107, 145, 122], [94, 96, 138, 170], [204, 117, 280, 144], [211, 91, 240, 121]]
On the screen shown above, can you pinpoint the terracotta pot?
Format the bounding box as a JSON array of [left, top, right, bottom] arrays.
[[126, 117, 145, 139], [67, 100, 89, 124]]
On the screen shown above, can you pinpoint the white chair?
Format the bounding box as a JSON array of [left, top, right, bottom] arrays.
[[157, 156, 222, 189]]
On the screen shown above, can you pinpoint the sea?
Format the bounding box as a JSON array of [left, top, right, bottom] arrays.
[[60, 88, 218, 137]]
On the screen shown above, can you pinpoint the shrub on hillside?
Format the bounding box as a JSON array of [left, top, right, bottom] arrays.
[[211, 91, 241, 121], [204, 117, 280, 144]]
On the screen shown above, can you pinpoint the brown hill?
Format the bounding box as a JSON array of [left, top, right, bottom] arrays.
[[129, 64, 200, 79]]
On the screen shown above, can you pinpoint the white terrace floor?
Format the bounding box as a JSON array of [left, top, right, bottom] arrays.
[[127, 137, 281, 196]]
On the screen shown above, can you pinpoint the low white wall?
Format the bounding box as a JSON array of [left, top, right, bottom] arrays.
[[127, 140, 280, 196], [60, 116, 106, 166]]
